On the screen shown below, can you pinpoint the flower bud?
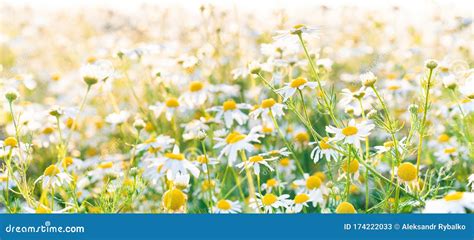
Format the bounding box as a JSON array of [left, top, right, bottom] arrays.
[[49, 106, 64, 117], [5, 89, 19, 102], [408, 104, 419, 114], [425, 59, 438, 70], [360, 72, 377, 87], [133, 118, 146, 131]]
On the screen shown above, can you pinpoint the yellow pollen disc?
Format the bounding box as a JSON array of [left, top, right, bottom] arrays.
[[387, 85, 400, 91], [313, 171, 326, 182], [294, 193, 309, 204], [266, 178, 278, 187], [35, 205, 52, 214], [444, 192, 464, 201], [306, 175, 322, 190], [217, 200, 232, 210], [165, 98, 180, 108], [42, 127, 54, 135], [350, 184, 359, 194], [4, 137, 17, 147], [444, 147, 456, 154], [165, 153, 185, 161], [225, 132, 246, 144], [262, 193, 278, 206], [342, 159, 359, 174], [319, 137, 331, 149], [249, 155, 264, 162], [438, 134, 450, 143], [99, 161, 113, 169], [295, 132, 309, 142], [383, 141, 394, 148], [290, 77, 308, 88], [222, 100, 237, 111], [66, 117, 75, 129], [336, 201, 356, 214], [201, 180, 215, 191], [197, 155, 208, 164], [162, 188, 186, 211], [261, 98, 276, 108], [0, 175, 8, 182], [51, 73, 61, 81], [144, 137, 156, 144], [262, 126, 273, 133], [342, 126, 358, 136], [279, 158, 290, 166], [397, 162, 417, 181], [63, 157, 74, 168], [293, 24, 305, 29], [43, 165, 60, 176], [189, 81, 203, 92]]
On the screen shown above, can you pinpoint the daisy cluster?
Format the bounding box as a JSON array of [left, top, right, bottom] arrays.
[[0, 1, 473, 214]]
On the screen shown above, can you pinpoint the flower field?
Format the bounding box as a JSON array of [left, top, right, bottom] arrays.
[[0, 1, 473, 214]]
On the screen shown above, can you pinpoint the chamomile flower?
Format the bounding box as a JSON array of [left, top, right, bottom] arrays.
[[423, 192, 474, 213], [181, 118, 210, 141], [35, 164, 72, 189], [433, 145, 459, 163], [136, 135, 175, 154], [335, 201, 357, 214], [251, 193, 291, 213], [105, 110, 130, 128], [149, 97, 183, 121], [261, 178, 284, 193], [326, 119, 374, 148], [396, 162, 419, 190], [310, 137, 340, 163], [213, 199, 242, 213], [236, 155, 278, 175], [149, 145, 200, 180], [162, 187, 187, 212], [214, 129, 263, 166], [273, 24, 319, 42], [179, 80, 208, 107], [290, 193, 311, 213], [276, 77, 318, 102], [277, 157, 296, 179], [249, 98, 286, 121], [293, 174, 326, 207], [80, 60, 113, 86], [208, 99, 251, 128]]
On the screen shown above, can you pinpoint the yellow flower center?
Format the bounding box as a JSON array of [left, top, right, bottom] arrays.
[[397, 162, 417, 182], [444, 192, 464, 201], [294, 193, 310, 204], [249, 155, 264, 162], [225, 132, 246, 144], [0, 175, 8, 182], [336, 201, 356, 214], [293, 24, 305, 29], [4, 137, 17, 147], [35, 205, 52, 214], [387, 85, 400, 91], [201, 180, 215, 191], [66, 117, 75, 129], [63, 156, 74, 168], [290, 77, 307, 88], [99, 161, 113, 169], [189, 81, 204, 92], [279, 158, 290, 166], [262, 126, 273, 133], [437, 134, 450, 143], [342, 126, 358, 136], [266, 178, 278, 187], [342, 159, 359, 174], [261, 98, 276, 108], [383, 141, 394, 148], [43, 165, 60, 176], [162, 188, 186, 211], [319, 137, 331, 149], [42, 127, 54, 135], [165, 153, 185, 161], [165, 98, 180, 108], [197, 155, 209, 164], [216, 199, 232, 210], [295, 132, 309, 142], [222, 100, 237, 111], [313, 171, 326, 182], [262, 193, 278, 206], [444, 147, 456, 154], [306, 175, 322, 190]]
